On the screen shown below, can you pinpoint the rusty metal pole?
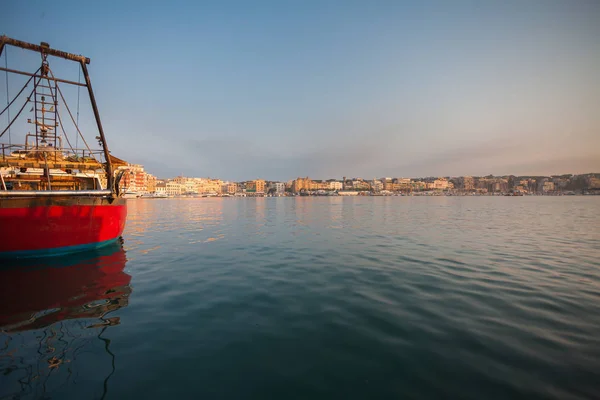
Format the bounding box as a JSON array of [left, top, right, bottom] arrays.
[[80, 61, 114, 194], [0, 36, 90, 64]]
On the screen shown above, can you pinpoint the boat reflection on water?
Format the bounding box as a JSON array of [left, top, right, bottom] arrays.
[[0, 240, 131, 400]]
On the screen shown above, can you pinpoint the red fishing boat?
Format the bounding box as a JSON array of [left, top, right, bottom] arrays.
[[0, 36, 127, 257]]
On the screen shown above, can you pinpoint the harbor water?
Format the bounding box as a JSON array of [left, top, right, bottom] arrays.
[[1, 197, 600, 399]]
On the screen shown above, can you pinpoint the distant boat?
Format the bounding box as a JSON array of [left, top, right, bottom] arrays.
[[122, 191, 140, 199], [140, 192, 168, 199]]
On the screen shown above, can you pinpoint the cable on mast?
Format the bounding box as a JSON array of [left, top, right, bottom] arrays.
[[76, 67, 81, 150], [4, 47, 10, 147]]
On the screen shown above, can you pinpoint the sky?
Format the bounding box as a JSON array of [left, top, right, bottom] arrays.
[[1, 0, 599, 180]]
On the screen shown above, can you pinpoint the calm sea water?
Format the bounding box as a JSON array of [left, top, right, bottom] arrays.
[[1, 197, 600, 399]]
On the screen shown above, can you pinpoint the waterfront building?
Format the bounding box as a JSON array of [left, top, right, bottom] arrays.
[[384, 181, 401, 192], [476, 178, 491, 191], [432, 178, 449, 190], [528, 179, 537, 193], [222, 182, 238, 194], [247, 179, 266, 194], [352, 180, 371, 191], [270, 182, 285, 194], [589, 177, 600, 189], [256, 179, 266, 193], [193, 178, 223, 194], [155, 182, 168, 196], [166, 181, 185, 196], [381, 178, 393, 191], [173, 176, 187, 185], [411, 181, 426, 191], [514, 185, 526, 193], [310, 180, 330, 190], [292, 177, 311, 193], [117, 164, 149, 194], [184, 180, 198, 194], [146, 174, 157, 193], [543, 181, 555, 193], [489, 181, 505, 193], [459, 176, 475, 191], [328, 181, 343, 190], [396, 178, 413, 192], [552, 177, 569, 190], [371, 180, 383, 192]]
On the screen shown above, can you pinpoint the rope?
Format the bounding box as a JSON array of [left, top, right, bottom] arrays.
[[3, 47, 10, 147], [48, 69, 96, 161], [41, 73, 77, 158], [76, 67, 81, 150], [45, 73, 81, 158], [0, 66, 39, 117], [0, 84, 37, 138], [43, 151, 51, 190]]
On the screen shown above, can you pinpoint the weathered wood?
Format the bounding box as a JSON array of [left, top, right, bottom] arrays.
[[0, 159, 102, 170], [0, 35, 90, 64]]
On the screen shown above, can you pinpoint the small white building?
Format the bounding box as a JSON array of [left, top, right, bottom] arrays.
[[329, 181, 343, 190], [166, 181, 184, 196], [184, 180, 198, 194], [274, 182, 285, 194], [371, 180, 383, 191]]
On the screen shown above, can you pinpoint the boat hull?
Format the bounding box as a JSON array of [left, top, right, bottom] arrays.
[[0, 195, 127, 257]]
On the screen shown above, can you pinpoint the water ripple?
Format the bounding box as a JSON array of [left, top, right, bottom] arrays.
[[2, 197, 600, 399]]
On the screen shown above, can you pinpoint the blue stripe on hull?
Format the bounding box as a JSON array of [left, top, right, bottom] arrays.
[[0, 238, 119, 259]]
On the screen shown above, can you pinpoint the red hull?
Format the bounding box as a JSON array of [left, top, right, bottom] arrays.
[[0, 196, 127, 255]]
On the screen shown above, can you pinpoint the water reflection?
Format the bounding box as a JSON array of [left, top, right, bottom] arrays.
[[0, 241, 131, 400], [125, 198, 227, 250]]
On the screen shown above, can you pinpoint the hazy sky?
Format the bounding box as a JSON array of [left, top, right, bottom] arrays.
[[2, 0, 599, 180]]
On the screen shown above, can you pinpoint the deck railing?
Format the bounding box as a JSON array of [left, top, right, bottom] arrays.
[[0, 143, 105, 163]]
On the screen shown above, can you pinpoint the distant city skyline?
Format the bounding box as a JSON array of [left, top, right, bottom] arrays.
[[151, 166, 600, 184], [117, 163, 600, 197], [2, 0, 599, 180], [153, 171, 600, 183]]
